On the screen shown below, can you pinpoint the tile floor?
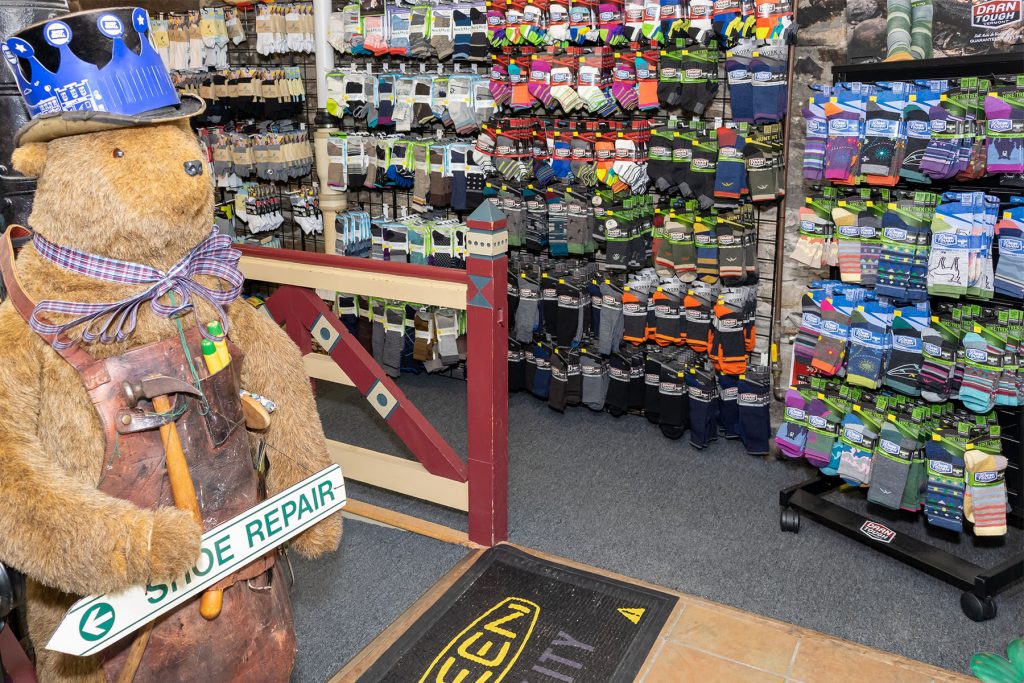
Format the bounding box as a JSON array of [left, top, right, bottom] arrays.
[[637, 592, 973, 683]]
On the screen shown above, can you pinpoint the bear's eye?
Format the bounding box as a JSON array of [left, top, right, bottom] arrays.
[[112, 149, 124, 158]]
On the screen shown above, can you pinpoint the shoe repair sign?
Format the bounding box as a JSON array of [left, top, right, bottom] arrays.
[[46, 465, 346, 657]]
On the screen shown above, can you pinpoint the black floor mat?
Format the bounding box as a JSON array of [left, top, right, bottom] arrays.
[[357, 545, 677, 683]]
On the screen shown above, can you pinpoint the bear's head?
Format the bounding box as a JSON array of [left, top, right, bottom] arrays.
[[11, 122, 214, 268]]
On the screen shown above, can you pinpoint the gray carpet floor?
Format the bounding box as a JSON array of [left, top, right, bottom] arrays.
[[308, 373, 1023, 676], [290, 519, 468, 682]]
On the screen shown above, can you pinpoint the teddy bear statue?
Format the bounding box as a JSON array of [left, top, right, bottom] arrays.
[[0, 8, 341, 682]]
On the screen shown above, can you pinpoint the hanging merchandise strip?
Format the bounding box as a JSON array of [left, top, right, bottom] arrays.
[[801, 76, 1024, 189], [779, 53, 1024, 621], [186, 5, 325, 253], [470, 0, 795, 455], [197, 122, 315, 187], [324, 68, 495, 133], [173, 67, 308, 122], [255, 3, 316, 56], [328, 2, 490, 63], [154, 8, 244, 72]]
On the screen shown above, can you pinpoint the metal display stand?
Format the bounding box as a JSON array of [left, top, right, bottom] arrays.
[[779, 51, 1024, 622]]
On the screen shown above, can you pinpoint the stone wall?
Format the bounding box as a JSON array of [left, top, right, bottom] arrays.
[[775, 0, 850, 387]]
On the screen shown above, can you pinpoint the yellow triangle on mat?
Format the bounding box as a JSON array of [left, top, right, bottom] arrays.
[[617, 607, 645, 625]]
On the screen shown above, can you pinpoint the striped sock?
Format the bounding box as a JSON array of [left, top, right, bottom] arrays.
[[910, 0, 933, 59], [886, 0, 913, 59], [964, 451, 1008, 536]]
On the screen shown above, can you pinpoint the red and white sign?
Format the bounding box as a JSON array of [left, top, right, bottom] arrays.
[[860, 521, 896, 544], [972, 0, 1023, 29]]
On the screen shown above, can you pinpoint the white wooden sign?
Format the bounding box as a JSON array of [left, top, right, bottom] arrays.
[[47, 465, 346, 657]]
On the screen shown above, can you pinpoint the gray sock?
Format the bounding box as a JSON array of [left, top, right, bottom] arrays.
[[382, 305, 405, 377], [515, 277, 540, 342], [867, 422, 915, 510], [371, 300, 386, 365], [581, 355, 610, 411], [434, 308, 460, 364], [412, 143, 430, 209], [598, 283, 623, 355], [430, 10, 454, 60]]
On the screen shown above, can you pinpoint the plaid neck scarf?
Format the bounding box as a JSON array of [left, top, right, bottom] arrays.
[[30, 228, 243, 349]]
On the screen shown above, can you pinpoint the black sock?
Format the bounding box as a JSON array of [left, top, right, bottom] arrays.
[[549, 350, 568, 412], [644, 352, 662, 424], [508, 340, 525, 392]]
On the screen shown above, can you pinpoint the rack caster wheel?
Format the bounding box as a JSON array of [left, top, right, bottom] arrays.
[[608, 406, 625, 418], [660, 424, 684, 440], [780, 508, 800, 533], [960, 592, 997, 622]]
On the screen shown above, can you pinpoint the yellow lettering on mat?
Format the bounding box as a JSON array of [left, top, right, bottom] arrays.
[[420, 597, 540, 683]]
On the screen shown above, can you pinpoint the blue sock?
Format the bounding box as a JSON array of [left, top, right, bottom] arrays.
[[552, 139, 572, 178], [712, 8, 742, 45], [687, 369, 719, 449], [836, 413, 875, 485], [923, 440, 965, 532], [453, 9, 472, 60], [717, 374, 740, 438], [846, 302, 890, 389], [726, 55, 753, 123], [737, 369, 771, 454], [534, 159, 556, 186], [885, 309, 925, 396], [714, 127, 747, 199]]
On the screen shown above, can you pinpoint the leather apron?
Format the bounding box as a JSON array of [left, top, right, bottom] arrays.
[[0, 226, 296, 682]]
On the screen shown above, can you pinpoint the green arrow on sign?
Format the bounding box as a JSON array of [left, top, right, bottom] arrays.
[[79, 603, 115, 642]]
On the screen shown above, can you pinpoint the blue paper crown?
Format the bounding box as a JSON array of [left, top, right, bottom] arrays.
[[2, 8, 180, 119]]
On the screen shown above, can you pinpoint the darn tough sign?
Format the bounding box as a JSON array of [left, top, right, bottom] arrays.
[[47, 465, 346, 657], [973, 1, 1022, 28]]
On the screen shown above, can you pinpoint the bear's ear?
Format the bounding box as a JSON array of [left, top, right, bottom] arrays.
[[11, 143, 48, 178]]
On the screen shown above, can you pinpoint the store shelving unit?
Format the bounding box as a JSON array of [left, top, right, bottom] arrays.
[[779, 50, 1024, 622]]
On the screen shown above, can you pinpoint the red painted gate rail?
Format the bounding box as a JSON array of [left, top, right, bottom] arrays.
[[234, 208, 509, 546]]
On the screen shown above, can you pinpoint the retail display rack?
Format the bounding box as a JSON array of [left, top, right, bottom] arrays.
[[779, 50, 1024, 622]]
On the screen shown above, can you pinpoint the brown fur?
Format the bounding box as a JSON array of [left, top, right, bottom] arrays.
[[1, 124, 341, 682]]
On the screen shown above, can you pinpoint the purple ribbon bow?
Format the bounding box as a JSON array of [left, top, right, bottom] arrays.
[[30, 228, 243, 349]]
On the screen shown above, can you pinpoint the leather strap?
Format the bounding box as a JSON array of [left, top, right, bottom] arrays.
[[210, 551, 277, 592], [0, 226, 96, 373]]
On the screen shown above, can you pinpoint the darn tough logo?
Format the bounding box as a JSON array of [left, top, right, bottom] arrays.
[[972, 0, 1022, 28], [421, 597, 540, 683], [990, 118, 1014, 133], [908, 120, 929, 135], [830, 119, 853, 132], [860, 521, 896, 544]]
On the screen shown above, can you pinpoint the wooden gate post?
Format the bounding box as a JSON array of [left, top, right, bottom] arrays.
[[464, 202, 510, 545]]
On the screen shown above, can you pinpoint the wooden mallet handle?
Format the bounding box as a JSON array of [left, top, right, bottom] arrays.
[[151, 395, 223, 621]]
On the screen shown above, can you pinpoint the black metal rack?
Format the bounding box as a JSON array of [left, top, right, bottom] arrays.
[[779, 51, 1024, 622]]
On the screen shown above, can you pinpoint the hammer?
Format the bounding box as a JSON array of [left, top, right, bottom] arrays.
[[123, 376, 224, 620]]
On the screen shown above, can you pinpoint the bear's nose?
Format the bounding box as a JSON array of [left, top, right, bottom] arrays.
[[183, 160, 204, 177]]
